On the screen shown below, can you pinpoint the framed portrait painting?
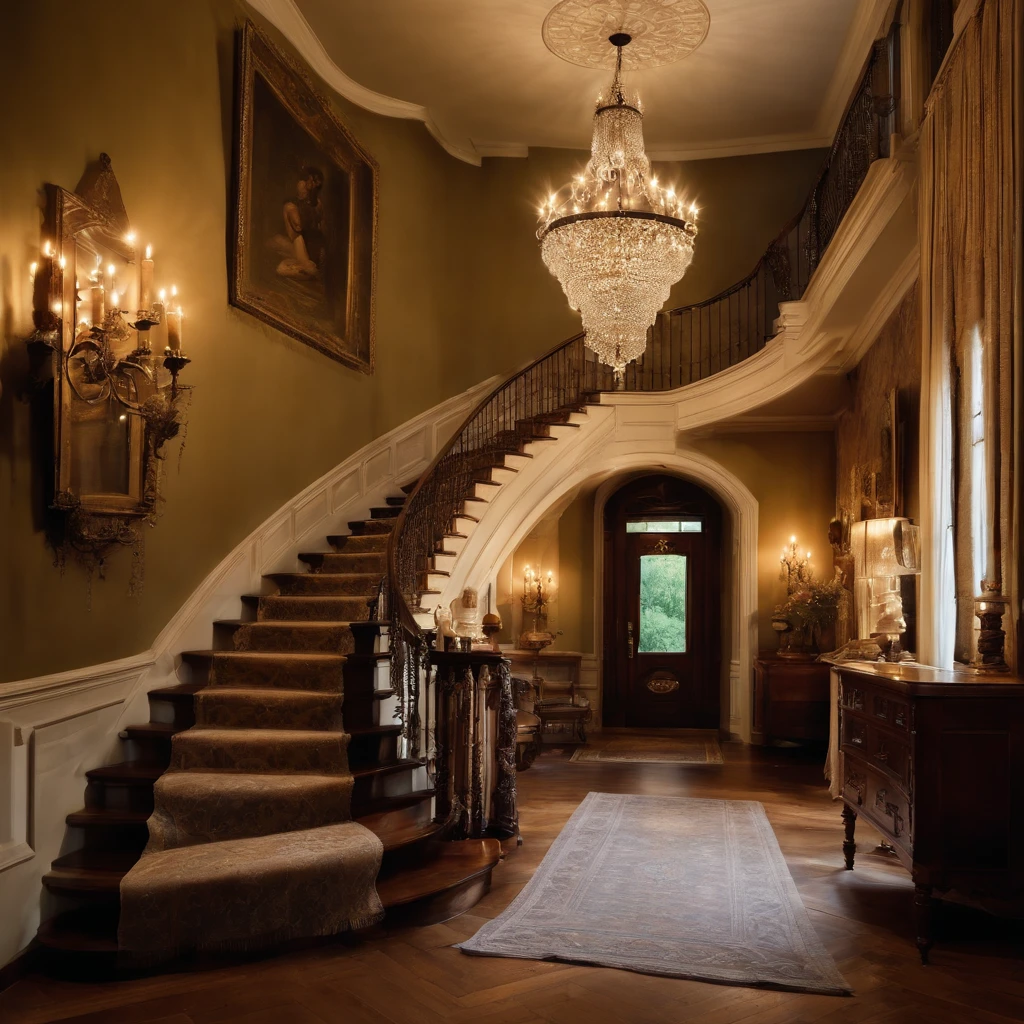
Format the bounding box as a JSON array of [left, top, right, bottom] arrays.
[[231, 23, 378, 372]]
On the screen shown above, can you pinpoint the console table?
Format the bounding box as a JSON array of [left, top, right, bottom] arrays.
[[504, 649, 582, 702], [754, 653, 830, 746], [505, 649, 591, 744], [835, 661, 1024, 962]]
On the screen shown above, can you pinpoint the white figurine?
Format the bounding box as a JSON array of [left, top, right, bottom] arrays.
[[433, 606, 456, 650]]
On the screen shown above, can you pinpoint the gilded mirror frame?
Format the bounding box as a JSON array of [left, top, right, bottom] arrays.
[[38, 155, 156, 520]]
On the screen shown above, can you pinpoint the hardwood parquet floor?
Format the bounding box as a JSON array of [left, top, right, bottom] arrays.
[[2, 741, 1022, 1024]]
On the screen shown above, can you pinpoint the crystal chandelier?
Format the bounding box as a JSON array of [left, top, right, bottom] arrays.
[[537, 33, 698, 378]]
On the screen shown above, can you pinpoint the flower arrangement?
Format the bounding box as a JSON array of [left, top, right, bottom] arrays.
[[774, 537, 844, 655]]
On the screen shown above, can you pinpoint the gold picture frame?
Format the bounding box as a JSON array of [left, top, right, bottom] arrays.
[[231, 23, 378, 372]]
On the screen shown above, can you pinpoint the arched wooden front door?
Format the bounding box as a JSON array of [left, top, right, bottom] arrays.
[[603, 475, 722, 729]]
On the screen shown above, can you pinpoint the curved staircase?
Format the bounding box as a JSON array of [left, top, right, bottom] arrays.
[[32, 29, 902, 972], [35, 495, 500, 968]]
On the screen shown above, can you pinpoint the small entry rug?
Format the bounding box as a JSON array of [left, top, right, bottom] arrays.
[[569, 732, 723, 765], [457, 793, 850, 995]]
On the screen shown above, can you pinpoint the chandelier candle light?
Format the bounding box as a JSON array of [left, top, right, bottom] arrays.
[[537, 33, 698, 382]]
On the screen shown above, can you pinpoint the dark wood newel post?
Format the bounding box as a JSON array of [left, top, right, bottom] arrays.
[[429, 650, 519, 843]]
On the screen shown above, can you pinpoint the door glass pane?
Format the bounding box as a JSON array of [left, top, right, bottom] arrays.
[[626, 520, 702, 533], [639, 554, 687, 653]]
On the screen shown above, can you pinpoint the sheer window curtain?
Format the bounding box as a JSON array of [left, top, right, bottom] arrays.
[[917, 0, 1022, 670]]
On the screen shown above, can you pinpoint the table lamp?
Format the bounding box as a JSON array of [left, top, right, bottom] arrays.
[[850, 517, 920, 662]]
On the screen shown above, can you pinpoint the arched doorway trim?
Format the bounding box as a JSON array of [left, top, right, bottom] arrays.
[[457, 443, 759, 742], [591, 452, 758, 741]]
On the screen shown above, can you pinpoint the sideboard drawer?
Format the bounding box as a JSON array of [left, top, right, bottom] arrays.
[[841, 713, 868, 752], [870, 691, 910, 732], [867, 723, 911, 791], [865, 763, 912, 848]]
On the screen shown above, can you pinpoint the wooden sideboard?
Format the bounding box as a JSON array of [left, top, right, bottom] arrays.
[[754, 654, 830, 746], [835, 661, 1024, 962]]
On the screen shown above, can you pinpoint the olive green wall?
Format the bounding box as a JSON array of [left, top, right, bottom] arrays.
[[0, 0, 830, 683], [0, 0, 478, 682], [686, 431, 838, 651], [453, 147, 826, 387], [495, 432, 836, 657], [494, 487, 596, 653]]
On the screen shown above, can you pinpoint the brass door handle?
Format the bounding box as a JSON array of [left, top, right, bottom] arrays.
[[627, 621, 634, 659]]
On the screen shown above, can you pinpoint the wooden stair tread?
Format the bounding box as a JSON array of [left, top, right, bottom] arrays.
[[121, 723, 179, 739], [52, 848, 140, 873], [265, 572, 381, 582], [356, 788, 433, 819], [344, 652, 394, 663], [147, 683, 204, 700], [67, 807, 151, 827], [349, 724, 402, 738], [376, 820, 445, 853], [86, 762, 164, 783], [43, 865, 126, 895], [242, 594, 375, 606], [377, 839, 501, 908], [213, 618, 357, 628], [352, 757, 423, 779], [183, 649, 347, 662]]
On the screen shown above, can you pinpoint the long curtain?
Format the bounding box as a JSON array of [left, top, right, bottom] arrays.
[[917, 0, 1022, 669]]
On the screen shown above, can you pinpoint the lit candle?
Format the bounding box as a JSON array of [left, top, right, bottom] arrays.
[[139, 245, 154, 311], [166, 306, 183, 353], [90, 278, 105, 325]]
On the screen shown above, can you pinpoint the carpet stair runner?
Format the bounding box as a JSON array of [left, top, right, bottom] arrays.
[[35, 493, 501, 969]]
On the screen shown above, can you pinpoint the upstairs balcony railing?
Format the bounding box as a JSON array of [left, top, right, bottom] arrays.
[[379, 25, 901, 757], [583, 29, 900, 392]]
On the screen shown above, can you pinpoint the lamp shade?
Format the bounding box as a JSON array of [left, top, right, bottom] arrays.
[[851, 518, 920, 579]]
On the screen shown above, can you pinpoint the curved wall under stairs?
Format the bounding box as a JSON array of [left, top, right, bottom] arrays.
[[0, 377, 495, 970]]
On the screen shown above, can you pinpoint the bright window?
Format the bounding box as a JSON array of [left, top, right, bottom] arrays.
[[626, 519, 702, 534], [639, 554, 688, 653]]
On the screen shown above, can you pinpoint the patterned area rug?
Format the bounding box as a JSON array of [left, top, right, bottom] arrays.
[[458, 793, 850, 995], [569, 733, 724, 765]]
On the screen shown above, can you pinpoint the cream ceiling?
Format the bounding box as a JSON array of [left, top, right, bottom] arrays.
[[248, 0, 891, 165]]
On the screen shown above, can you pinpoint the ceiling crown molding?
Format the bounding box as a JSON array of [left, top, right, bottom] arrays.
[[248, 0, 894, 167], [244, 0, 483, 165]]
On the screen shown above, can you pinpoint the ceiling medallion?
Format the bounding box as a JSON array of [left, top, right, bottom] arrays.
[[536, 36, 698, 379], [542, 0, 711, 71]]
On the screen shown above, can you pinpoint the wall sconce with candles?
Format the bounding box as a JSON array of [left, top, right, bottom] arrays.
[[773, 536, 844, 658], [519, 564, 558, 654], [26, 153, 194, 587], [850, 517, 921, 662]]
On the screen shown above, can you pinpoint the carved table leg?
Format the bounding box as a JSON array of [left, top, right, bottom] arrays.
[[914, 884, 933, 964], [841, 805, 857, 870]]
